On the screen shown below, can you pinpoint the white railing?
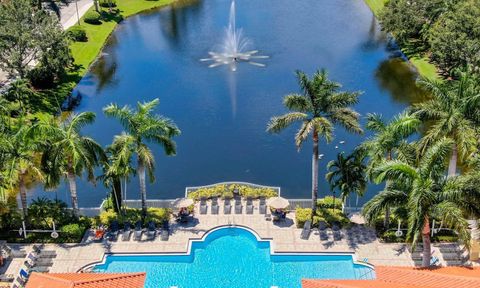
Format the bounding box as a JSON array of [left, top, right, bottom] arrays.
[[185, 181, 281, 197], [123, 199, 176, 209]]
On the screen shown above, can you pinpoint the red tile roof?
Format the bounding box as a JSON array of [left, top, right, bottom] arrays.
[[26, 272, 146, 288], [302, 266, 480, 288]]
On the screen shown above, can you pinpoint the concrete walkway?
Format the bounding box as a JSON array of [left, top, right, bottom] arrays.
[[59, 0, 94, 29], [2, 200, 417, 276]]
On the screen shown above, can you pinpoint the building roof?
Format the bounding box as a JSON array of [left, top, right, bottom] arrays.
[[302, 266, 480, 288], [25, 272, 146, 288]]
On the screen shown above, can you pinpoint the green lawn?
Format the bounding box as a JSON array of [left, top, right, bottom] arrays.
[[42, 0, 174, 110], [363, 0, 440, 81], [364, 0, 387, 16], [69, 0, 174, 75]]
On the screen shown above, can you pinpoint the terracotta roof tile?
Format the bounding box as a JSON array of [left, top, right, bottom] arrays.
[[302, 266, 480, 288], [25, 272, 146, 288]]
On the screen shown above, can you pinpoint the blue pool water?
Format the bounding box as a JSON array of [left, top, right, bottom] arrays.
[[94, 227, 374, 288]]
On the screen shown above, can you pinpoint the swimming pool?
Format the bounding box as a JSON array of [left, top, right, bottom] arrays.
[[93, 226, 375, 288]]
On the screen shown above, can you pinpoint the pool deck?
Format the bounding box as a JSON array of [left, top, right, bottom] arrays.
[[3, 201, 418, 276]]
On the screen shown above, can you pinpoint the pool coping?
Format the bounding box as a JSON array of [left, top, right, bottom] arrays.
[[78, 224, 375, 272]]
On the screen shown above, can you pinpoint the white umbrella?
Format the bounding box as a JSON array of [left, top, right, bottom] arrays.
[[172, 198, 194, 208], [266, 197, 289, 209]]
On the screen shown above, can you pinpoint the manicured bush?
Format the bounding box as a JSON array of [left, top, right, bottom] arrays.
[[146, 208, 171, 223], [61, 223, 85, 239], [381, 230, 405, 243], [295, 207, 312, 228], [27, 198, 74, 229], [317, 208, 350, 228], [188, 184, 278, 200], [68, 26, 88, 42], [317, 196, 342, 210], [84, 11, 102, 25], [100, 0, 117, 8], [99, 210, 117, 225]]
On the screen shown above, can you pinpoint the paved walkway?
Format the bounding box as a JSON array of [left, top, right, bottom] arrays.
[[58, 0, 94, 29], [2, 200, 417, 277]]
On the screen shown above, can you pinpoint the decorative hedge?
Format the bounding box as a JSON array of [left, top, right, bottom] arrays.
[[317, 196, 342, 210], [187, 184, 278, 200], [295, 198, 350, 228]]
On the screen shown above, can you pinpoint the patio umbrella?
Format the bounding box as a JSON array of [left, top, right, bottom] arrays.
[[172, 198, 194, 208], [266, 197, 289, 209]]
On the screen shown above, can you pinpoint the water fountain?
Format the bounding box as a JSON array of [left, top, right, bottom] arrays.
[[200, 0, 268, 71]]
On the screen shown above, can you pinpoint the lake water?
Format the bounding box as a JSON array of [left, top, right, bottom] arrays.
[[31, 0, 425, 207]]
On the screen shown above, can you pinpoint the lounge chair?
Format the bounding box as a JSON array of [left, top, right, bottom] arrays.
[[246, 198, 253, 214], [234, 198, 242, 214], [318, 221, 329, 241], [259, 197, 267, 214], [108, 221, 119, 241], [430, 256, 439, 266], [122, 222, 132, 241], [134, 221, 143, 241], [300, 220, 311, 240], [15, 276, 26, 286], [19, 268, 29, 279], [27, 254, 53, 266], [200, 198, 208, 215], [147, 221, 156, 240], [160, 220, 169, 241], [28, 266, 50, 273], [224, 198, 232, 214], [32, 245, 57, 258], [211, 197, 219, 215]]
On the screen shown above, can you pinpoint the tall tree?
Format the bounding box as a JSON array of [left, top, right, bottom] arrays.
[[103, 99, 180, 217], [99, 134, 136, 214], [4, 120, 44, 218], [361, 111, 420, 228], [0, 0, 71, 79], [413, 76, 478, 176], [365, 138, 480, 267], [326, 151, 367, 212], [39, 112, 105, 217], [267, 70, 363, 217]]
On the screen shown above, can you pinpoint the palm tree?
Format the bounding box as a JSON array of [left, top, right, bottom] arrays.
[[39, 112, 105, 217], [361, 111, 420, 227], [326, 151, 367, 212], [103, 99, 180, 217], [4, 121, 44, 218], [365, 138, 480, 267], [413, 76, 478, 176], [267, 70, 363, 216], [99, 134, 136, 214]]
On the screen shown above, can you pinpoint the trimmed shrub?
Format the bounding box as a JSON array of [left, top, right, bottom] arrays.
[[100, 0, 117, 8], [61, 223, 84, 239], [146, 208, 171, 223], [68, 26, 88, 42], [295, 207, 312, 228], [317, 196, 342, 210], [99, 210, 117, 225], [381, 231, 405, 243], [84, 11, 102, 25], [188, 184, 278, 200]]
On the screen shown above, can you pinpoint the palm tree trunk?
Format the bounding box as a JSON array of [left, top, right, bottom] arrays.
[[422, 217, 432, 267], [384, 151, 392, 229], [112, 177, 122, 214], [311, 131, 319, 218], [67, 169, 79, 218], [138, 158, 147, 218], [448, 143, 457, 177], [19, 173, 28, 218]]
